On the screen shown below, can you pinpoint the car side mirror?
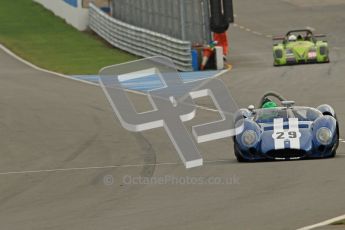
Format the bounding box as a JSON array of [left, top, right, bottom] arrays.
[[248, 105, 255, 112]]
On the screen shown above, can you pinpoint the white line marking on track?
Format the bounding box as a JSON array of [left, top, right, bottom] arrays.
[[0, 160, 230, 176], [252, 31, 263, 36], [296, 214, 345, 230], [231, 21, 272, 39], [0, 45, 98, 87], [0, 44, 228, 114]]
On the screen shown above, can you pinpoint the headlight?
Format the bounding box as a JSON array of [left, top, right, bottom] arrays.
[[319, 46, 327, 55], [275, 49, 283, 58], [242, 130, 258, 147], [316, 127, 332, 145]]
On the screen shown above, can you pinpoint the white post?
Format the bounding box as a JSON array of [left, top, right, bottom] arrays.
[[215, 46, 224, 70]]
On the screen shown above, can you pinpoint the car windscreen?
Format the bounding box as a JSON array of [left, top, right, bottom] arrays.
[[255, 109, 288, 123], [287, 31, 312, 41], [255, 107, 322, 123], [292, 107, 322, 121]]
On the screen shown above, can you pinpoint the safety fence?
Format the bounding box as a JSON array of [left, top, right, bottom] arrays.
[[111, 0, 211, 45], [89, 3, 193, 71]]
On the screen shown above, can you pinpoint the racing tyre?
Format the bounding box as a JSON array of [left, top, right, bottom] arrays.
[[234, 143, 249, 162], [327, 133, 339, 158], [329, 141, 338, 158]]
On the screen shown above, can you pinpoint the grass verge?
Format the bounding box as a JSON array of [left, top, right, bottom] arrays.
[[0, 0, 136, 74]]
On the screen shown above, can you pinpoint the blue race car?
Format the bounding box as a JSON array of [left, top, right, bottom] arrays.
[[234, 92, 339, 162]]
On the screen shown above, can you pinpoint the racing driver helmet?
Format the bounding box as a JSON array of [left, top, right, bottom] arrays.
[[261, 97, 278, 109], [288, 34, 297, 42]]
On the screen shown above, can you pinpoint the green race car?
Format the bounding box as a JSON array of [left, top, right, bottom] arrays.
[[273, 29, 329, 66]]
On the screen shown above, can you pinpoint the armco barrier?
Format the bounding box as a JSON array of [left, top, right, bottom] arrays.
[[89, 3, 193, 71]]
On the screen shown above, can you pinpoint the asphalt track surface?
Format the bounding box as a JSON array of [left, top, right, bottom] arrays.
[[1, 0, 345, 229]]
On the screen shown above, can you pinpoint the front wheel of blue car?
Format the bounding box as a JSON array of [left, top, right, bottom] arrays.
[[328, 141, 338, 158], [326, 133, 339, 158], [234, 143, 249, 162]]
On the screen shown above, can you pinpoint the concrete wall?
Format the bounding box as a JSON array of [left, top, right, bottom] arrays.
[[34, 0, 89, 31]]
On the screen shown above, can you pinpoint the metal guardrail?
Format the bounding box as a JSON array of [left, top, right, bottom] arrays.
[[89, 4, 193, 71]]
